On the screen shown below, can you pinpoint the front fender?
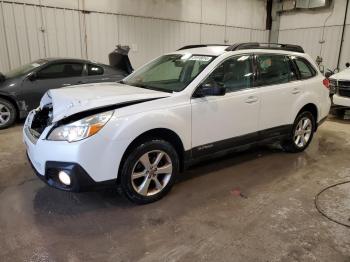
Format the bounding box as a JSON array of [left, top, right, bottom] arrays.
[[107, 104, 192, 152]]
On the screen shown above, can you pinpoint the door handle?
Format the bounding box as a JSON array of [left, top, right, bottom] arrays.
[[77, 81, 85, 84], [62, 83, 71, 86], [292, 88, 300, 94], [245, 96, 258, 104]]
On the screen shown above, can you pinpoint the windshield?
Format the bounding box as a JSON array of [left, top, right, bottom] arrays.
[[123, 54, 215, 92], [4, 59, 47, 78]]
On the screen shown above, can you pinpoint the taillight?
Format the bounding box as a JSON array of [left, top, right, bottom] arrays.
[[323, 78, 330, 89]]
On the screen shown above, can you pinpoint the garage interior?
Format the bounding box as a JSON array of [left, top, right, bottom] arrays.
[[0, 0, 350, 261]]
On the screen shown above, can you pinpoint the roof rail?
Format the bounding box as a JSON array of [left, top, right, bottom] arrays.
[[177, 44, 229, 51], [225, 42, 305, 53]]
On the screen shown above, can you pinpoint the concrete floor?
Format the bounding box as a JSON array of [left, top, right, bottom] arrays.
[[0, 117, 349, 262]]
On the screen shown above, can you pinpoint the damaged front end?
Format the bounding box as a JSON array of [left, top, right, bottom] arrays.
[[30, 106, 53, 136], [26, 104, 53, 140]]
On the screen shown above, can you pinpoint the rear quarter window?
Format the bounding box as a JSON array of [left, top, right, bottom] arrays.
[[88, 64, 104, 76], [293, 57, 316, 79]]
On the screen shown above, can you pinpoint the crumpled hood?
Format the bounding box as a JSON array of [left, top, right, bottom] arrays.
[[40, 82, 169, 122], [330, 68, 350, 81]]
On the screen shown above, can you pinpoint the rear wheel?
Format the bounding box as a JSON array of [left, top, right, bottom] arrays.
[[0, 98, 16, 129], [282, 111, 315, 153], [119, 139, 179, 204]]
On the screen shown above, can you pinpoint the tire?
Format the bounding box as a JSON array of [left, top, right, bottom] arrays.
[[119, 139, 179, 204], [0, 98, 16, 130], [282, 111, 315, 153]]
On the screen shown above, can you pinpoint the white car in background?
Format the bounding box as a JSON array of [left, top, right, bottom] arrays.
[[23, 43, 331, 204], [329, 63, 350, 114]]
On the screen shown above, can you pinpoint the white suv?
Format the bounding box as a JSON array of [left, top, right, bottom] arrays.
[[23, 43, 331, 204], [329, 63, 350, 114]]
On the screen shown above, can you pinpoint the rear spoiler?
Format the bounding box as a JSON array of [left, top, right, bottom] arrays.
[[109, 45, 133, 74]]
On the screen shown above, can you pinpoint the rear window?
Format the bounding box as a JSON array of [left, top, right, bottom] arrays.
[[293, 57, 316, 79]]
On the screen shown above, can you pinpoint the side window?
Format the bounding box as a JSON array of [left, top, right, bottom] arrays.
[[88, 64, 104, 76], [203, 55, 253, 93], [294, 58, 316, 79], [37, 63, 83, 79], [256, 54, 296, 86]]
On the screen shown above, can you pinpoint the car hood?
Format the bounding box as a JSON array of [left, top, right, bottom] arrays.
[[40, 82, 170, 122], [330, 68, 350, 81]]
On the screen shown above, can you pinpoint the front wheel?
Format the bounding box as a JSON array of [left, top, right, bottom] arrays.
[[0, 98, 16, 129], [119, 139, 179, 204], [282, 111, 315, 153]]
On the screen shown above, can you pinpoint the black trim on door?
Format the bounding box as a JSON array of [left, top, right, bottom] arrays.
[[189, 124, 293, 160]]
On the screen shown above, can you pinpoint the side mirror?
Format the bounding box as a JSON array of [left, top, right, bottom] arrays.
[[28, 72, 37, 81], [346, 62, 350, 68], [194, 82, 226, 97], [325, 71, 332, 78]]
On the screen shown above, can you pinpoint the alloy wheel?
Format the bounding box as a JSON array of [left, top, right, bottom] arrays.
[[0, 103, 11, 126], [294, 116, 312, 148], [131, 150, 173, 196]]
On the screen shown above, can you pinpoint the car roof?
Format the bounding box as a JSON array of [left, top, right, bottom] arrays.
[[172, 46, 228, 56], [172, 45, 309, 58], [43, 57, 99, 64]]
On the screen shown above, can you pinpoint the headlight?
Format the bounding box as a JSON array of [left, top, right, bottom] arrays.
[[47, 111, 114, 142]]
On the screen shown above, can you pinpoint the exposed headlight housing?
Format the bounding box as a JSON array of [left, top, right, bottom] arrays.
[[47, 110, 114, 142]]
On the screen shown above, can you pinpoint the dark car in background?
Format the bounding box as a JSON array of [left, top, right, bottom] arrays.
[[0, 46, 133, 129]]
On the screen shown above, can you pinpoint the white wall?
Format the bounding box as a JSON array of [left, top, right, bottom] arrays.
[[0, 0, 269, 72], [278, 0, 350, 71]]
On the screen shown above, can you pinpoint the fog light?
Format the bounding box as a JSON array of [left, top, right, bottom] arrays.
[[58, 171, 71, 185]]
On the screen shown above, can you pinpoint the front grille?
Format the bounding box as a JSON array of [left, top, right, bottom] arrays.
[[338, 80, 350, 88], [333, 80, 350, 98], [339, 89, 350, 97], [30, 106, 53, 137]]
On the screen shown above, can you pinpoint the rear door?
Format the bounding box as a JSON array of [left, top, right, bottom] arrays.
[[22, 62, 84, 110], [256, 53, 300, 135], [191, 54, 260, 157]]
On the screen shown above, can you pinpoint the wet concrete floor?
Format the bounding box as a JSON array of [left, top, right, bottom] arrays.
[[0, 116, 349, 261]]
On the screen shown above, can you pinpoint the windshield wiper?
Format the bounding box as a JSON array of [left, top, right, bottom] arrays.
[[133, 83, 152, 89]]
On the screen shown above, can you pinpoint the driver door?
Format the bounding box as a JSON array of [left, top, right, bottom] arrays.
[[191, 54, 260, 157]]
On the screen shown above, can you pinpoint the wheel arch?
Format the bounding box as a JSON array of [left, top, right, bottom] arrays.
[[117, 128, 186, 184], [295, 103, 318, 130]]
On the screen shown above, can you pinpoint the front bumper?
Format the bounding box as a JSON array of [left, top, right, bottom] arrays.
[[23, 110, 130, 192], [333, 94, 350, 108], [27, 153, 116, 192]]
